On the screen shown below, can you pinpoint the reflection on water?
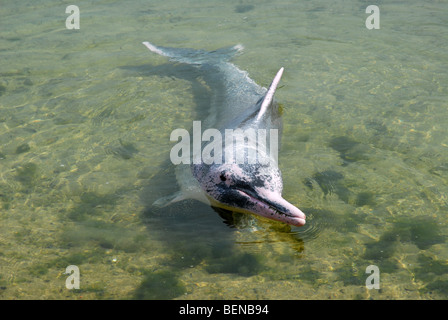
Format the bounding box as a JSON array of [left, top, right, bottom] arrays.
[[0, 0, 447, 299]]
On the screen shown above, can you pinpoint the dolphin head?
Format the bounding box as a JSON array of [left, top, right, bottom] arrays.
[[192, 162, 306, 227]]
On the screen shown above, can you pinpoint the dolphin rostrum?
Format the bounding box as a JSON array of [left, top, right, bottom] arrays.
[[143, 41, 306, 227]]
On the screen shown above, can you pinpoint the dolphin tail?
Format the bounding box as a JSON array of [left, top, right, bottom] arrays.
[[142, 41, 244, 65]]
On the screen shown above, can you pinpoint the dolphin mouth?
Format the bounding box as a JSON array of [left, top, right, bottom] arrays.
[[236, 188, 306, 227]]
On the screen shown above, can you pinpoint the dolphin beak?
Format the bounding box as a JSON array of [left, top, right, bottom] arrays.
[[268, 195, 307, 227], [236, 189, 306, 227]]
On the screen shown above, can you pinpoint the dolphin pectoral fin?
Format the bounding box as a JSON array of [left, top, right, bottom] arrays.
[[256, 67, 284, 121], [153, 189, 211, 208], [153, 191, 186, 208]]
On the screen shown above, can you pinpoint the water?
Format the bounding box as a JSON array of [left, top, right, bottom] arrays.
[[1, 0, 447, 299]]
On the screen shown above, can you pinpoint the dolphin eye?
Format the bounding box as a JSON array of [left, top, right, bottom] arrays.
[[220, 173, 227, 182]]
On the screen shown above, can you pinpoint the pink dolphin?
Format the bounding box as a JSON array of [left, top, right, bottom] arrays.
[[143, 42, 306, 227]]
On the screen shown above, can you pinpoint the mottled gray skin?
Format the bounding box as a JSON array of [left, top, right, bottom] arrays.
[[143, 42, 306, 227]]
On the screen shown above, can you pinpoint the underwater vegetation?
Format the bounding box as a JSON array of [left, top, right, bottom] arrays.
[[234, 4, 254, 13], [304, 169, 376, 208], [14, 162, 38, 190], [392, 216, 445, 250], [363, 216, 444, 261], [134, 270, 186, 300], [105, 139, 139, 160], [329, 136, 370, 164], [206, 251, 264, 276], [64, 191, 119, 222], [15, 143, 30, 154], [415, 254, 448, 296], [361, 216, 446, 296]]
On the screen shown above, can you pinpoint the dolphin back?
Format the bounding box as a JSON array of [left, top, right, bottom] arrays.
[[142, 41, 267, 130]]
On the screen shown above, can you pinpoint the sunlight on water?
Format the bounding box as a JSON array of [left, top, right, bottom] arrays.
[[0, 0, 447, 299]]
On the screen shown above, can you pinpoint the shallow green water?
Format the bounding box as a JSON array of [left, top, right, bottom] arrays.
[[1, 0, 447, 299]]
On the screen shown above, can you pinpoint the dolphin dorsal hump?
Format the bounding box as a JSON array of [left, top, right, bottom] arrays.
[[256, 67, 284, 121]]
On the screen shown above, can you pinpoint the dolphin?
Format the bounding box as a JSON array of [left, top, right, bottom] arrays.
[[143, 41, 306, 227]]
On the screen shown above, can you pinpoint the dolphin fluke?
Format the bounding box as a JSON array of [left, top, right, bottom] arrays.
[[142, 41, 244, 65]]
